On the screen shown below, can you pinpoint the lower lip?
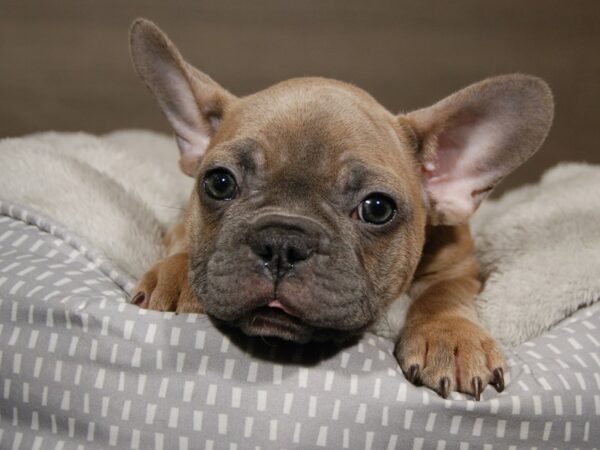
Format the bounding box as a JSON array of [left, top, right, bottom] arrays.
[[250, 307, 304, 333]]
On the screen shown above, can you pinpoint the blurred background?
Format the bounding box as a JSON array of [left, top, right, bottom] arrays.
[[1, 0, 599, 194]]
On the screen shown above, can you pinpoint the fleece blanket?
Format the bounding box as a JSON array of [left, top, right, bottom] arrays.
[[0, 130, 599, 347], [472, 164, 600, 347], [0, 200, 599, 449]]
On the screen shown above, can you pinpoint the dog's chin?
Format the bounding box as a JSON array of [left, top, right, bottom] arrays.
[[235, 306, 316, 343], [210, 306, 364, 344]]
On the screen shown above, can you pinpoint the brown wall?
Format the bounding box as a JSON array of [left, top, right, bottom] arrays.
[[1, 0, 599, 194]]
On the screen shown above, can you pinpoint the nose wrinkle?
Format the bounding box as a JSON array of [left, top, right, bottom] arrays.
[[249, 211, 331, 239]]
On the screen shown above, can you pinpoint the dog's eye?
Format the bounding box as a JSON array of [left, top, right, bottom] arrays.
[[203, 169, 238, 200], [357, 194, 396, 225]]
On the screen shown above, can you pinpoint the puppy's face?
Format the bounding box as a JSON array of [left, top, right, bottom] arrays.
[[187, 80, 427, 342], [130, 19, 554, 342]]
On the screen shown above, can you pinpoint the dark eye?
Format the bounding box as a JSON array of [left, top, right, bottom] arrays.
[[358, 194, 396, 225], [203, 169, 238, 200]]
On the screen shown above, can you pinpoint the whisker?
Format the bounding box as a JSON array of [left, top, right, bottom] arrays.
[[152, 203, 185, 211]]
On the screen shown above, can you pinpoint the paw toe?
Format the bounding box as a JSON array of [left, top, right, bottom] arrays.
[[471, 376, 483, 401], [439, 376, 452, 399], [397, 319, 508, 400], [406, 364, 422, 385], [395, 336, 426, 375], [131, 291, 149, 308], [491, 367, 505, 392]]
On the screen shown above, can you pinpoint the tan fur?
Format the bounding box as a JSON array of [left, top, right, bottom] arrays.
[[129, 19, 553, 399], [134, 252, 202, 314], [164, 222, 187, 255], [398, 225, 505, 397]]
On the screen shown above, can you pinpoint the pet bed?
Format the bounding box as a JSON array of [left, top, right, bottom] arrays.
[[0, 131, 599, 449]]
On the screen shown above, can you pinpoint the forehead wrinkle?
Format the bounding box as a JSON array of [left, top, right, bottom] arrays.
[[338, 159, 411, 200], [231, 138, 262, 172], [340, 163, 371, 196], [207, 137, 265, 173]]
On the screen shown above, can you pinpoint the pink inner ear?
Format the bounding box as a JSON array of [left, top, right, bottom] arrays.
[[409, 75, 553, 225], [422, 114, 504, 224], [425, 112, 481, 180]]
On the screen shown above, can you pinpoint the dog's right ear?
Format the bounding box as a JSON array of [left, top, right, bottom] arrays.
[[130, 18, 236, 176]]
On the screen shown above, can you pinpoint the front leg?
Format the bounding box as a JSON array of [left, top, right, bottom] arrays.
[[395, 275, 506, 399]]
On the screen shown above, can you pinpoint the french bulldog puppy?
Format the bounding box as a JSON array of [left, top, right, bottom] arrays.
[[129, 19, 553, 399]]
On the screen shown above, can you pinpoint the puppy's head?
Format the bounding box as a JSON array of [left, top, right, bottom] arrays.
[[130, 19, 554, 342]]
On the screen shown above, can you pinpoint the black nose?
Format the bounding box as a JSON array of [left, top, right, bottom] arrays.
[[249, 227, 316, 279]]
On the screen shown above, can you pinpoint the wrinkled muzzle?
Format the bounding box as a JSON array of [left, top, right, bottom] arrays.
[[191, 212, 374, 343]]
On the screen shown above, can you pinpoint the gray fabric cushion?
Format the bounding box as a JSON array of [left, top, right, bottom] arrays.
[[1, 200, 599, 449]]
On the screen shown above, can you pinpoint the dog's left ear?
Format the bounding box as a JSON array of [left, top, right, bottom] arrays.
[[130, 18, 236, 176], [401, 74, 554, 225]]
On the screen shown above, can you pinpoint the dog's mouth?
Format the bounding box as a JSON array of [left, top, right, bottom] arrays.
[[235, 301, 315, 343], [221, 300, 368, 344]]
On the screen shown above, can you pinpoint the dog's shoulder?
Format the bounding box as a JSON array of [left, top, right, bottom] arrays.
[[410, 224, 480, 296]]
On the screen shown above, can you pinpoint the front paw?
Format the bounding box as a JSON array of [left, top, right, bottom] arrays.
[[131, 252, 203, 314], [395, 316, 506, 400]]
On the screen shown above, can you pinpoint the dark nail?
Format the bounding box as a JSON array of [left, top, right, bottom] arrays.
[[131, 292, 145, 306], [440, 377, 451, 399], [408, 364, 420, 384], [472, 376, 483, 401], [492, 368, 505, 392]]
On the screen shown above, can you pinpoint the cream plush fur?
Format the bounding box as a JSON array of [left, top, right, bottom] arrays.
[[0, 130, 192, 278], [472, 163, 600, 347], [0, 130, 598, 347]]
